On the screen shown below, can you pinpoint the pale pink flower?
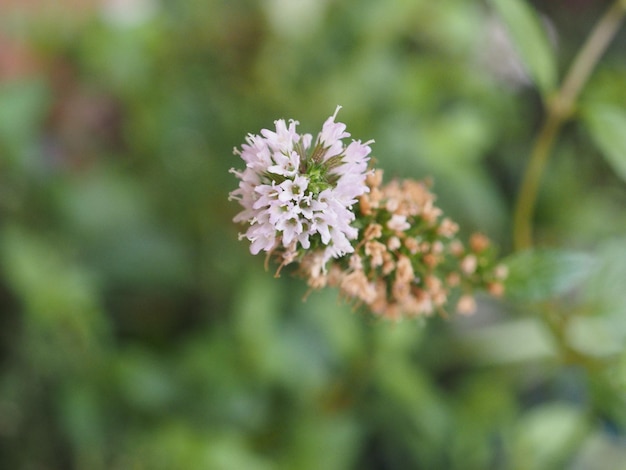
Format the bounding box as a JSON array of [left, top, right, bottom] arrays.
[[230, 107, 372, 264]]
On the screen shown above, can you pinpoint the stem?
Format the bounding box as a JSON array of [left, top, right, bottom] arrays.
[[512, 0, 626, 251], [512, 113, 562, 252]]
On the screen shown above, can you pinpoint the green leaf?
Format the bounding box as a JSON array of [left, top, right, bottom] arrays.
[[490, 0, 557, 96], [504, 249, 596, 302], [583, 104, 626, 183], [0, 78, 50, 159], [513, 403, 588, 469]]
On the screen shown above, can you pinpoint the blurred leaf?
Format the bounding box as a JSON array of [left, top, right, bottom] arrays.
[[568, 238, 626, 357], [583, 104, 626, 183], [504, 249, 596, 302], [0, 226, 106, 361], [374, 358, 450, 464], [450, 373, 516, 468], [233, 272, 283, 380], [120, 425, 273, 470], [584, 238, 626, 309], [0, 78, 50, 160], [301, 289, 363, 363], [58, 382, 106, 470], [458, 318, 557, 364], [283, 412, 361, 470], [490, 0, 557, 96], [115, 349, 177, 413], [566, 316, 623, 358], [571, 431, 626, 470], [420, 106, 494, 164], [58, 169, 191, 286], [513, 403, 588, 469]]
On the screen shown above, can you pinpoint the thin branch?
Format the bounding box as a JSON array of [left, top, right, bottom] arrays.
[[512, 0, 626, 251]]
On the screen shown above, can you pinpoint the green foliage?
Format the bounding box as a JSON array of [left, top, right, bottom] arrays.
[[490, 0, 558, 97], [0, 0, 625, 469], [504, 249, 597, 302], [511, 403, 589, 469], [583, 104, 626, 182]]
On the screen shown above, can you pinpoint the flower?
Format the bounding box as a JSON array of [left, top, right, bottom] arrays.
[[230, 106, 372, 267], [231, 111, 507, 321]]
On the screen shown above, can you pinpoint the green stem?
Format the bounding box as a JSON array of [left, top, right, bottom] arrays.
[[512, 0, 626, 251]]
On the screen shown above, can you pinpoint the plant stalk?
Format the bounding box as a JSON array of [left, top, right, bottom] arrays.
[[512, 0, 626, 251]]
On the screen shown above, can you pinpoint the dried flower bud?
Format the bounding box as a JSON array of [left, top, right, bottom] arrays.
[[461, 255, 478, 275], [382, 252, 395, 275], [369, 187, 383, 208], [457, 295, 477, 315], [421, 200, 443, 224], [487, 282, 505, 297], [359, 194, 373, 216], [341, 270, 377, 303], [423, 253, 439, 268], [363, 223, 383, 241], [396, 255, 414, 283], [366, 169, 383, 187], [349, 254, 363, 271], [301, 252, 328, 288], [388, 236, 401, 251], [446, 272, 461, 287], [404, 237, 420, 254], [393, 278, 411, 302], [450, 240, 465, 257], [470, 233, 491, 253], [385, 198, 399, 213], [494, 264, 509, 280], [365, 241, 387, 268], [438, 218, 459, 238]]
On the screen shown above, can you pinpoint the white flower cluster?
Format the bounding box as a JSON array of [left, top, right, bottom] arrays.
[[229, 106, 372, 264]]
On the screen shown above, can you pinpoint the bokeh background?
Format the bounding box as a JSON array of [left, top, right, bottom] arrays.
[[2, 0, 626, 468]]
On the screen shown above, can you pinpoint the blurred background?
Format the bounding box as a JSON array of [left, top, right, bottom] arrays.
[[1, 0, 626, 468]]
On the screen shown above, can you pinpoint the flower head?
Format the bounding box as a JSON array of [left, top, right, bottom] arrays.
[[230, 106, 372, 267], [230, 110, 506, 321]]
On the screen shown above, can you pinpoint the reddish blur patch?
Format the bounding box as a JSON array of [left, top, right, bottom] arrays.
[[0, 34, 41, 81]]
